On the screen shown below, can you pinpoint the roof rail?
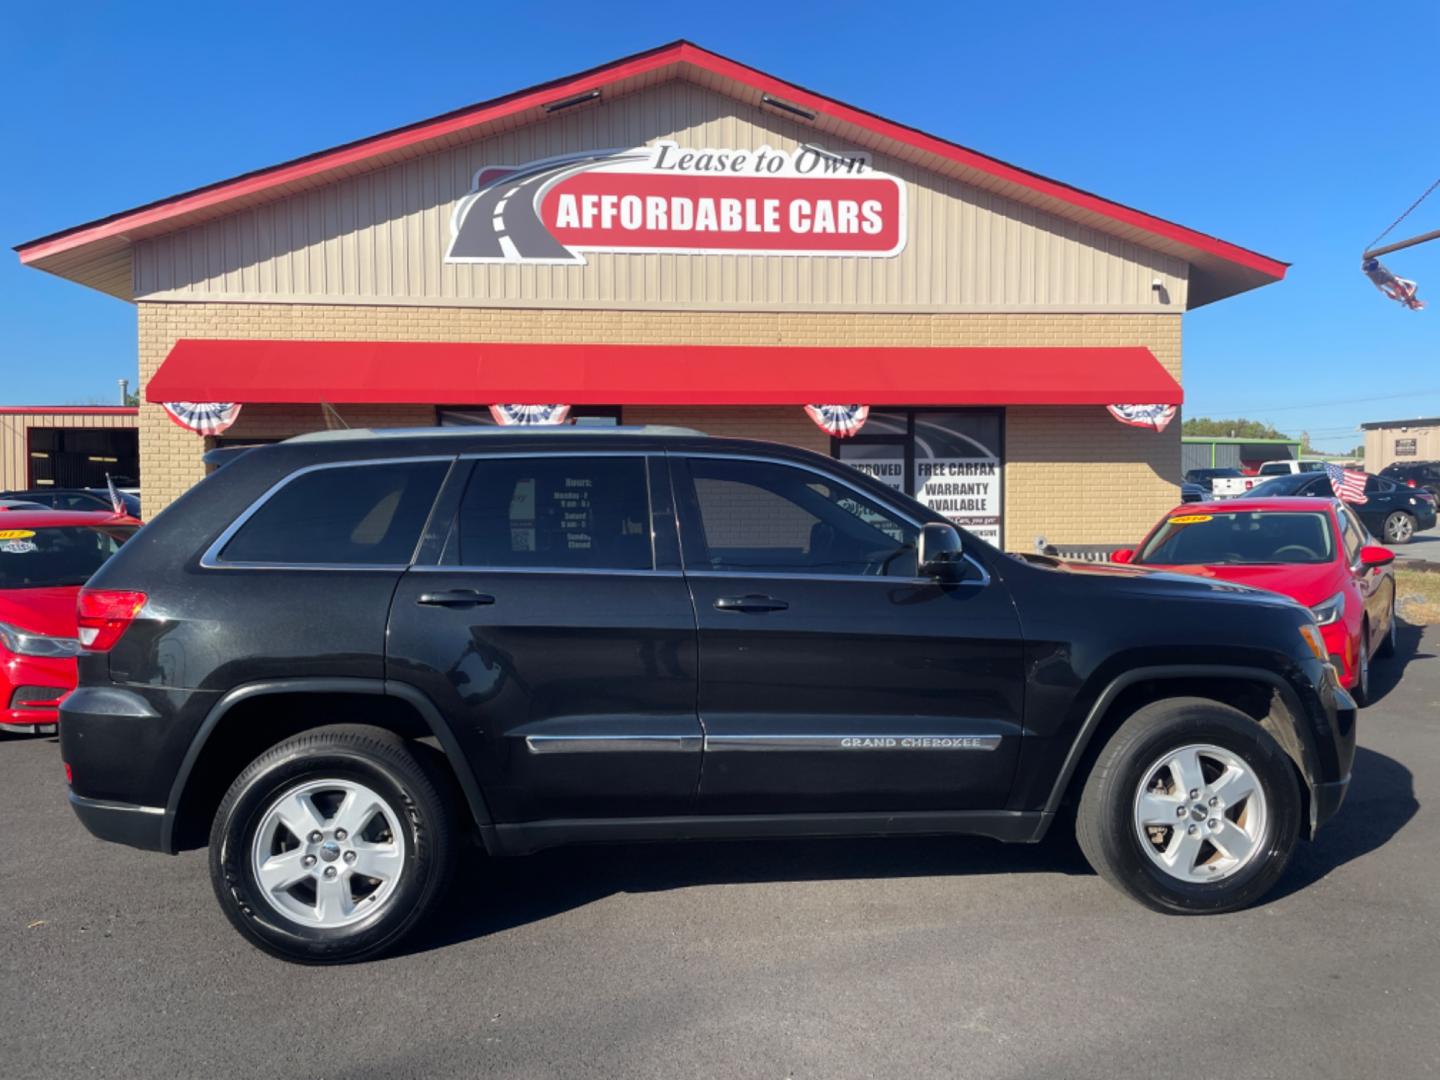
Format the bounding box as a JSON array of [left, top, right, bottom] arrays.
[[284, 424, 706, 444]]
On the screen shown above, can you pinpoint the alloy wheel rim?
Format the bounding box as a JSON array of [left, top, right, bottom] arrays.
[[249, 778, 407, 929], [1132, 743, 1269, 884], [1388, 514, 1413, 542]]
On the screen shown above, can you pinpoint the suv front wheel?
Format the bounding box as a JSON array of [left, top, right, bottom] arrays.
[[209, 724, 455, 964], [1076, 698, 1302, 914]]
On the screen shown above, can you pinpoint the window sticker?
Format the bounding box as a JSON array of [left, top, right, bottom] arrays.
[[1167, 514, 1214, 524], [1, 539, 38, 554], [0, 529, 36, 540]]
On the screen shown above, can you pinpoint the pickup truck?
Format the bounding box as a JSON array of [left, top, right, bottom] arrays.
[[1211, 460, 1327, 498]]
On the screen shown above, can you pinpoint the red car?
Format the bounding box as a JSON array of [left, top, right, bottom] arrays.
[[0, 510, 141, 734], [1113, 497, 1397, 703]]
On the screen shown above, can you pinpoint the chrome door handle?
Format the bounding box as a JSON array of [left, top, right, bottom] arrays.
[[416, 590, 495, 608], [714, 594, 789, 613]]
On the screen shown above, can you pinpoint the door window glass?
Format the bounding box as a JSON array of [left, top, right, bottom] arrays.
[[1337, 509, 1363, 563], [220, 460, 449, 565], [1341, 506, 1370, 555], [683, 458, 918, 576], [456, 457, 652, 570]]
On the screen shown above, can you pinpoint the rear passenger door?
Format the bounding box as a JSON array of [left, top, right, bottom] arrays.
[[1339, 503, 1393, 642], [176, 457, 454, 690], [387, 453, 701, 823]]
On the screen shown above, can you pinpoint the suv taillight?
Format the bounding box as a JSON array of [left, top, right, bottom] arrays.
[[76, 589, 147, 651]]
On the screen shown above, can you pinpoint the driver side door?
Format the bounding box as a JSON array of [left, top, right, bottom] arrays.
[[672, 453, 1025, 814]]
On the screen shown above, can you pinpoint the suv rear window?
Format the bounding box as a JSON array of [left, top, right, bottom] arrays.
[[455, 457, 652, 570], [218, 460, 449, 566]]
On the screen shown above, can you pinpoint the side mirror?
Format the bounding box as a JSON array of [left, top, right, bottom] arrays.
[[1111, 548, 1135, 564], [1359, 544, 1395, 569], [917, 522, 964, 579]]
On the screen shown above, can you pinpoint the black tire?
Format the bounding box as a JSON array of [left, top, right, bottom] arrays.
[[1075, 697, 1302, 915], [1383, 511, 1415, 545], [209, 724, 455, 964]]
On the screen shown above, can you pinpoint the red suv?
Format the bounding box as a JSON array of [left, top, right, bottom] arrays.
[[0, 511, 140, 733], [1114, 497, 1397, 703]]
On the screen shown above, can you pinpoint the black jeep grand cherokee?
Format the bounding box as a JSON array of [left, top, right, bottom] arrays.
[[61, 428, 1355, 963]]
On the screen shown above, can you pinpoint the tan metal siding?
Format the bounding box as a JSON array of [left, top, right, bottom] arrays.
[[1365, 425, 1440, 473], [135, 80, 1188, 312], [0, 412, 137, 491]]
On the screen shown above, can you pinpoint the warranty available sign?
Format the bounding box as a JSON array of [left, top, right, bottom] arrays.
[[447, 141, 908, 264]]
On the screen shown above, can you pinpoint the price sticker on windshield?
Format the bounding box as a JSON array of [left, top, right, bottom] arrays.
[[0, 529, 36, 540], [1167, 514, 1213, 524]]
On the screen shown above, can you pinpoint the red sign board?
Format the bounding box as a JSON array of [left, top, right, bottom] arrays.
[[447, 142, 907, 265]]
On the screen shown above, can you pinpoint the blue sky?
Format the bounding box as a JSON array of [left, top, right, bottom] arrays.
[[2, 1, 1435, 451]]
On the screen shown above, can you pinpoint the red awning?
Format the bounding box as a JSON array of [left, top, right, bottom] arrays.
[[146, 340, 1182, 407]]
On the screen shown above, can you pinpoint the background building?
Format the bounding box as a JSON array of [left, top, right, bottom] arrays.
[[0, 406, 138, 491], [1363, 417, 1440, 473], [1181, 435, 1302, 475], [15, 41, 1285, 547]]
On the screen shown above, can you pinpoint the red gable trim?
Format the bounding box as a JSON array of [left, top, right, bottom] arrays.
[[16, 40, 1285, 282], [146, 339, 1183, 407]]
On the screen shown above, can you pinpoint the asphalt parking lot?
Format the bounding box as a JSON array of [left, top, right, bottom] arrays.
[[1396, 531, 1440, 564], [3, 632, 1438, 1080]]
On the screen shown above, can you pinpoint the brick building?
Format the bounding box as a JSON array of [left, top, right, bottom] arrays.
[[15, 41, 1284, 550]]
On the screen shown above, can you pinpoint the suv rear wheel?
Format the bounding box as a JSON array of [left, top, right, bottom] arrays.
[[1076, 698, 1302, 914], [209, 724, 454, 964]]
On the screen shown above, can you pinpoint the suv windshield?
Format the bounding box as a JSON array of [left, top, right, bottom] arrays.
[[0, 525, 136, 588], [1136, 511, 1334, 566]]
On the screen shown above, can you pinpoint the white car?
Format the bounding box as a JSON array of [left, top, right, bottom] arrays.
[[1211, 460, 1327, 498]]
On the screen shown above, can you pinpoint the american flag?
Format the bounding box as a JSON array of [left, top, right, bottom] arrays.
[[105, 473, 125, 516], [1325, 463, 1369, 504]]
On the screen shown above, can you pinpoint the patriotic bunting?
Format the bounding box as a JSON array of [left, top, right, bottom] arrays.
[[488, 405, 572, 426], [161, 402, 242, 436], [1106, 404, 1177, 432], [805, 404, 870, 438]]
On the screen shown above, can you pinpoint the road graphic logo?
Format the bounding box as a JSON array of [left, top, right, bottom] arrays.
[[447, 142, 908, 264]]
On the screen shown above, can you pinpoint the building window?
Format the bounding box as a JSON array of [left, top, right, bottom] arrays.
[[833, 409, 1003, 547]]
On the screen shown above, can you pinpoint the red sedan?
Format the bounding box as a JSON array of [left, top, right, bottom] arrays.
[[0, 510, 141, 734], [1114, 497, 1397, 703]]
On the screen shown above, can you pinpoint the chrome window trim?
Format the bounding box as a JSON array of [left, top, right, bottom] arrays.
[[677, 451, 991, 587], [684, 569, 987, 587], [198, 455, 456, 571], [411, 565, 682, 578], [525, 734, 702, 754], [704, 733, 1004, 751]]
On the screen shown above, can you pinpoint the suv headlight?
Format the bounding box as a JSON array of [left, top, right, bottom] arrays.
[[1310, 591, 1346, 626], [0, 621, 82, 658]]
